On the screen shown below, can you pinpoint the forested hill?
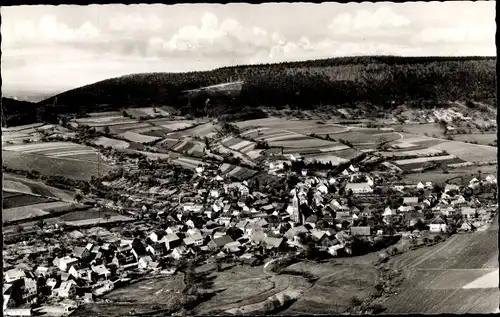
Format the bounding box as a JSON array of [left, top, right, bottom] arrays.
[[33, 55, 498, 118], [1, 98, 40, 127]]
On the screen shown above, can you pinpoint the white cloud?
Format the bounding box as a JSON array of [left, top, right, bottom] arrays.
[[328, 6, 411, 34], [417, 23, 496, 44], [3, 15, 100, 46], [109, 12, 163, 32], [148, 12, 279, 57]]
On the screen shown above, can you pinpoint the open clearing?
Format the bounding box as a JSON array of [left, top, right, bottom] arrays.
[[104, 274, 185, 305], [402, 164, 497, 183], [3, 193, 55, 209], [94, 137, 130, 149], [3, 150, 114, 181], [60, 208, 134, 226], [3, 173, 76, 200], [3, 142, 98, 160], [382, 217, 499, 314], [450, 133, 497, 145], [3, 201, 81, 223], [430, 141, 497, 162], [119, 131, 162, 144]]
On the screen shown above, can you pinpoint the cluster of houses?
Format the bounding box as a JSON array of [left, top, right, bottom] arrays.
[[3, 150, 497, 315]]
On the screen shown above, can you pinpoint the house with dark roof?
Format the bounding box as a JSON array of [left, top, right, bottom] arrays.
[[350, 226, 371, 236], [208, 235, 235, 250]]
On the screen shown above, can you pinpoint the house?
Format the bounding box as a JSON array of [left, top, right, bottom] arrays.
[[305, 215, 318, 228], [284, 225, 309, 241], [335, 211, 350, 219], [263, 237, 286, 251], [68, 266, 94, 282], [417, 182, 425, 190], [219, 214, 232, 227], [138, 256, 159, 270], [209, 235, 235, 250], [148, 230, 165, 243], [72, 246, 91, 260], [187, 232, 204, 246], [91, 264, 111, 279], [4, 308, 32, 317], [345, 183, 373, 194], [403, 197, 419, 205], [429, 216, 447, 233], [382, 207, 396, 217], [310, 229, 327, 242], [53, 256, 79, 272], [21, 278, 37, 303], [210, 189, 220, 198], [444, 184, 459, 193], [485, 174, 497, 184], [224, 241, 242, 254], [4, 269, 26, 283], [161, 234, 181, 250], [398, 205, 415, 213], [146, 243, 167, 257], [425, 181, 433, 189], [350, 226, 371, 236], [166, 225, 183, 235], [56, 280, 77, 298], [460, 207, 477, 219], [250, 231, 267, 244], [35, 266, 50, 278]]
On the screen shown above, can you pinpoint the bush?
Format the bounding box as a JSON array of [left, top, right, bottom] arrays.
[[350, 296, 363, 307]]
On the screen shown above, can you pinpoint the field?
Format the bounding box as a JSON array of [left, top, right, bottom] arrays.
[[401, 164, 497, 183], [3, 142, 100, 161], [72, 116, 138, 127], [3, 201, 82, 223], [147, 119, 197, 131], [124, 107, 170, 119], [3, 173, 76, 200], [281, 261, 379, 314], [104, 275, 185, 304], [2, 193, 55, 209], [166, 122, 219, 139], [429, 140, 497, 162], [450, 133, 497, 146], [3, 150, 114, 181], [381, 218, 499, 314], [60, 208, 134, 226], [94, 137, 130, 149], [394, 123, 446, 138], [218, 163, 258, 180], [119, 131, 162, 144], [393, 154, 465, 171]]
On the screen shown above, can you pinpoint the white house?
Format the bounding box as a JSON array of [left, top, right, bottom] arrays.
[[55, 280, 77, 298], [53, 256, 79, 272], [429, 216, 447, 233], [417, 182, 425, 190], [4, 269, 26, 283], [345, 183, 373, 194], [209, 189, 220, 198], [486, 174, 497, 184]]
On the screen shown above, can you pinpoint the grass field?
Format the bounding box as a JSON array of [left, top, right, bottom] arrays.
[[282, 262, 378, 314], [393, 154, 465, 170], [3, 150, 114, 181], [395, 123, 447, 138], [119, 131, 162, 144], [148, 119, 197, 131], [3, 201, 80, 223], [382, 218, 499, 314], [450, 133, 497, 145], [94, 137, 130, 149], [3, 142, 98, 160], [125, 107, 170, 119], [3, 173, 76, 200], [60, 208, 133, 225], [104, 275, 185, 305], [430, 141, 497, 162], [402, 164, 497, 184], [2, 194, 55, 209]]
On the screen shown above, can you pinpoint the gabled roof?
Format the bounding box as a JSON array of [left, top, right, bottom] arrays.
[[431, 216, 446, 225], [263, 237, 284, 248], [72, 247, 88, 258], [212, 235, 234, 247]]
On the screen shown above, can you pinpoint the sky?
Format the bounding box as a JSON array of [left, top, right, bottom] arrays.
[[1, 2, 496, 99]]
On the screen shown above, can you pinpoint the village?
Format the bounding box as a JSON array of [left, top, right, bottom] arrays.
[[3, 147, 498, 316]]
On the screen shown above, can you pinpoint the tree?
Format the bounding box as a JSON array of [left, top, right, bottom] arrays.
[[37, 219, 45, 230], [75, 193, 83, 202], [103, 213, 111, 224], [16, 225, 24, 233]]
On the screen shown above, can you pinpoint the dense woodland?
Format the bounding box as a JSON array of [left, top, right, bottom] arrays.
[[2, 56, 496, 125]]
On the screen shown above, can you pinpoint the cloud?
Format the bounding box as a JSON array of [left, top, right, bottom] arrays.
[[417, 23, 496, 44], [147, 12, 279, 57], [3, 15, 100, 46], [109, 12, 163, 32], [328, 6, 411, 34]]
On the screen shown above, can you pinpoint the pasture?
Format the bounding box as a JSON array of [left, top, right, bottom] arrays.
[[104, 274, 185, 305], [402, 164, 497, 184], [3, 150, 114, 181], [430, 141, 497, 162], [382, 223, 499, 314], [3, 201, 82, 223], [94, 137, 130, 149], [119, 131, 162, 144], [167, 122, 219, 139], [393, 154, 465, 170], [3, 142, 99, 162], [3, 173, 76, 200], [394, 123, 446, 138], [125, 107, 170, 119], [148, 119, 197, 131], [450, 133, 497, 146], [60, 208, 134, 226], [2, 193, 55, 209]]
